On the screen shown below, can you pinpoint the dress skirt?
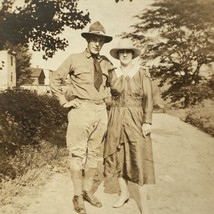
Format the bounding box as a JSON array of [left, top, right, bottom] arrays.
[[104, 106, 156, 186]]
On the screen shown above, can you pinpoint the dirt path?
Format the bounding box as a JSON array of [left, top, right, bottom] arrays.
[[1, 113, 214, 214], [150, 113, 214, 214]]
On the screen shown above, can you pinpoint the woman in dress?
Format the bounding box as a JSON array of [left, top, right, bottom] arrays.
[[104, 38, 155, 213]]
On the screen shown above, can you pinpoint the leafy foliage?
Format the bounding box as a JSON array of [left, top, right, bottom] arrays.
[[0, 89, 67, 155], [124, 0, 214, 107], [0, 0, 90, 59], [185, 99, 214, 137], [0, 141, 67, 181]]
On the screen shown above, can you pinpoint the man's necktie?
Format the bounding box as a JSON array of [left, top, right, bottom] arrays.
[[92, 55, 103, 91]]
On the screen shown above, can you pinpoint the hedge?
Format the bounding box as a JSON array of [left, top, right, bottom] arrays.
[[0, 88, 67, 154]]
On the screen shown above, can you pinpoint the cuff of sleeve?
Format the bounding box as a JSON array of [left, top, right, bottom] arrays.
[[104, 97, 112, 107], [59, 96, 67, 106], [144, 114, 152, 124]]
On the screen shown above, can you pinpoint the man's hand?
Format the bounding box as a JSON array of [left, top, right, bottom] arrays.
[[142, 123, 152, 138], [63, 99, 82, 108]]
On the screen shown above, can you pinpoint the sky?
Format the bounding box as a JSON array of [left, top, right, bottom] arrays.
[[30, 0, 154, 70]]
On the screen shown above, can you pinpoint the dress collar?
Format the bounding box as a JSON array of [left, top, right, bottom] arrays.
[[115, 63, 140, 78]]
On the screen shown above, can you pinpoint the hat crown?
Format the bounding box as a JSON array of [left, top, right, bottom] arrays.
[[89, 21, 106, 34], [110, 38, 140, 59], [117, 38, 136, 49], [81, 21, 112, 43]]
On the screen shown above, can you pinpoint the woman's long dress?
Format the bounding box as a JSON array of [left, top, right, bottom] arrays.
[[104, 66, 155, 185]]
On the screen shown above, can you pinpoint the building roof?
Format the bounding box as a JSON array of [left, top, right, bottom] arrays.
[[31, 68, 45, 77]]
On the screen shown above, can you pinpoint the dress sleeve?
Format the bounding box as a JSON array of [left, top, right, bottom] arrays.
[[50, 55, 73, 106], [142, 71, 153, 124]]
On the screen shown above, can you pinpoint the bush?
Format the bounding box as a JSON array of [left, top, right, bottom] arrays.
[[0, 89, 68, 181], [185, 99, 214, 137], [0, 88, 67, 154]]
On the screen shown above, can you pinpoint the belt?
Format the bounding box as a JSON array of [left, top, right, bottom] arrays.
[[111, 96, 143, 107], [79, 99, 104, 105]]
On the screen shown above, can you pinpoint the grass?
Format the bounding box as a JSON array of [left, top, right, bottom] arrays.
[[165, 99, 214, 137], [0, 141, 69, 214]]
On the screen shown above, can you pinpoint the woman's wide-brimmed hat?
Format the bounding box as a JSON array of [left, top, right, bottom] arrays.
[[110, 38, 141, 59], [81, 21, 112, 43]]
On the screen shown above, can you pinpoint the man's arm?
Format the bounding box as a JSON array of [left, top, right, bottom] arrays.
[[104, 60, 115, 108], [50, 56, 73, 106]]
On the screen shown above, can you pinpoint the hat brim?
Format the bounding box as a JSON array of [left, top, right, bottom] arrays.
[[81, 32, 112, 43], [110, 48, 141, 59]]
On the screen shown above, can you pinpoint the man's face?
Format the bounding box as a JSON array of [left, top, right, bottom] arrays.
[[87, 36, 105, 55]]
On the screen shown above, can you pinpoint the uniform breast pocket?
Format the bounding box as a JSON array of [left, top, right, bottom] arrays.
[[73, 67, 92, 84]]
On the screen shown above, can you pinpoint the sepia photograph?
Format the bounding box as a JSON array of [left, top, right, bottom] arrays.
[[0, 0, 214, 214]]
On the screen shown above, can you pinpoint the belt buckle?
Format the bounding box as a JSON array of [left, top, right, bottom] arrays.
[[95, 100, 103, 105]]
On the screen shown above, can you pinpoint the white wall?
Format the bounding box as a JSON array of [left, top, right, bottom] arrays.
[[0, 51, 16, 90]]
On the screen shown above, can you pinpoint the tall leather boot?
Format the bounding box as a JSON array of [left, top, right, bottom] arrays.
[[82, 168, 102, 208], [70, 169, 86, 214], [113, 177, 130, 208]]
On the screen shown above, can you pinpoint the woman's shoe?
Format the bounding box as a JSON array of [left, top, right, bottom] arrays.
[[113, 194, 129, 208]]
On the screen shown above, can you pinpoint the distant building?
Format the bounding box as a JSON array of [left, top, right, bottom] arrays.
[[31, 67, 46, 85], [43, 69, 53, 85], [0, 50, 16, 90], [21, 67, 53, 95]]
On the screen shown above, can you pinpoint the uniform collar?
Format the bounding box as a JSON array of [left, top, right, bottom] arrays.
[[85, 48, 102, 60]]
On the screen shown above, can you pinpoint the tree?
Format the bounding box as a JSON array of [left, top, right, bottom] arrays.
[[0, 0, 90, 59], [3, 42, 33, 86], [124, 0, 214, 107], [0, 0, 129, 85]]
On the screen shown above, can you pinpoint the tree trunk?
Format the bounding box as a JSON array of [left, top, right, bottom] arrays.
[[184, 96, 189, 108]]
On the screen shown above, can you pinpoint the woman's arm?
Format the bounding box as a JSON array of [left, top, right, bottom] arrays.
[[143, 73, 153, 124], [142, 70, 153, 137]]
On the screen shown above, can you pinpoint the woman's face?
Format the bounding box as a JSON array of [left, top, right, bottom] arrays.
[[118, 49, 133, 66]]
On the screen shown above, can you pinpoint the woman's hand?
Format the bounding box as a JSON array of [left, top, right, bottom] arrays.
[[142, 123, 152, 138], [144, 68, 151, 79]]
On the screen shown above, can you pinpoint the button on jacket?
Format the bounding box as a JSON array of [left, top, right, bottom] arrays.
[[51, 49, 114, 105]]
